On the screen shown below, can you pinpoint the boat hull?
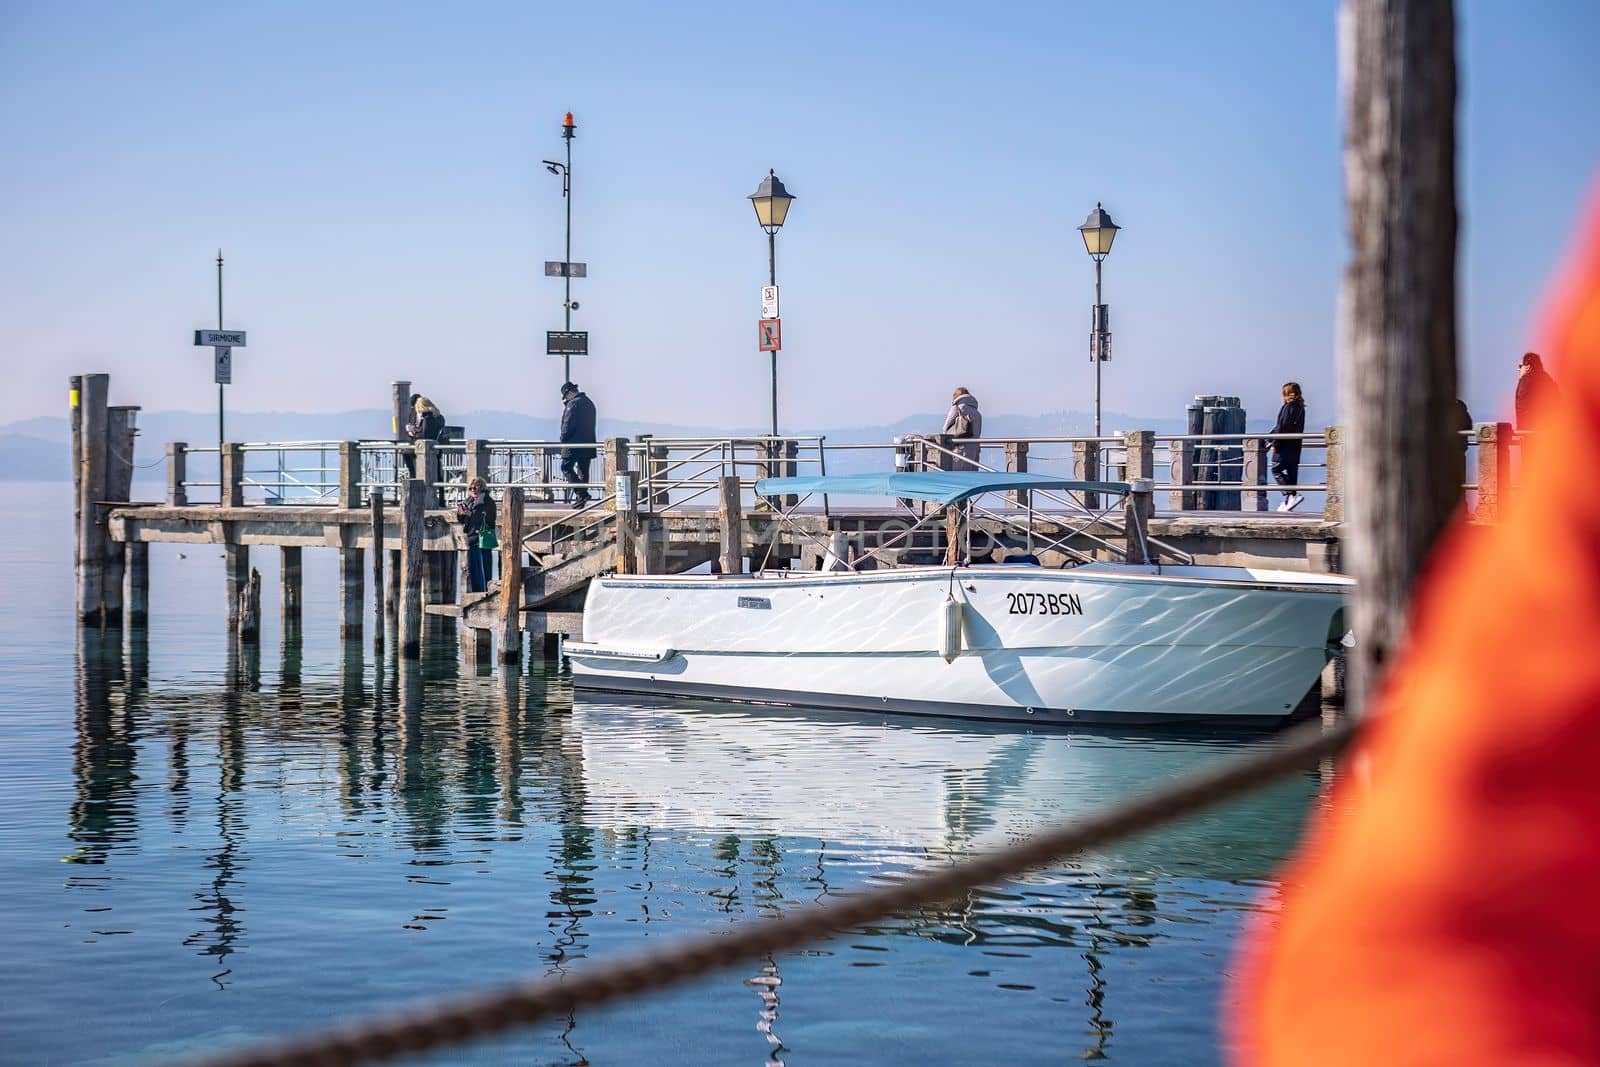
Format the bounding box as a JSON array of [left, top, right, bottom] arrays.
[[570, 565, 1349, 724]]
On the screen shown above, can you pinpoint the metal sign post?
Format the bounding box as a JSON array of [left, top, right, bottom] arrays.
[[192, 252, 249, 454]]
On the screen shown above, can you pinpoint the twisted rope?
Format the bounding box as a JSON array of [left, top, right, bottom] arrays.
[[187, 715, 1359, 1067]]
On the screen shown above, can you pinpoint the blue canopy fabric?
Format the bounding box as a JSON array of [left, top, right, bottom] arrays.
[[753, 471, 1131, 506]]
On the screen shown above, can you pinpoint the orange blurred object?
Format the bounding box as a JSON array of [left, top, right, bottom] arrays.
[[1235, 180, 1600, 1065]]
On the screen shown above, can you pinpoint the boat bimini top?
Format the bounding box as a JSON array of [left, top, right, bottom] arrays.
[[754, 471, 1131, 506]]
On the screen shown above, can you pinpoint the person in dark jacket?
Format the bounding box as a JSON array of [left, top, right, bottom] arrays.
[[1514, 352, 1558, 429], [405, 394, 446, 443], [455, 476, 497, 592], [1269, 382, 1307, 511], [559, 382, 598, 507]]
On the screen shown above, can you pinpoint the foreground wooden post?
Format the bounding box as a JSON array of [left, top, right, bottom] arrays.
[[498, 487, 525, 663], [400, 478, 426, 658], [370, 495, 385, 652], [280, 546, 302, 630], [718, 475, 744, 574], [123, 542, 148, 627], [1473, 421, 1513, 522], [166, 442, 188, 506], [1339, 0, 1460, 714], [1005, 441, 1030, 508]]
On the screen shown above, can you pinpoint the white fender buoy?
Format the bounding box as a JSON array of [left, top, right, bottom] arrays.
[[939, 594, 964, 663]]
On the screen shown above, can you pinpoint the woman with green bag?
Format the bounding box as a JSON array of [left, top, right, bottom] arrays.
[[457, 477, 498, 592]]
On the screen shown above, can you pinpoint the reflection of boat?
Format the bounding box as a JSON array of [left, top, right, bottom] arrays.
[[569, 697, 1315, 882], [569, 472, 1349, 724]]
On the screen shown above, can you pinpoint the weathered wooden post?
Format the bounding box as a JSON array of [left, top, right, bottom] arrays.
[[123, 543, 148, 627], [221, 443, 244, 507], [1123, 430, 1156, 480], [386, 550, 401, 623], [641, 516, 668, 575], [74, 374, 110, 625], [370, 494, 385, 652], [390, 380, 412, 441], [718, 475, 744, 574], [498, 486, 525, 663], [224, 539, 250, 634], [1243, 438, 1270, 511], [280, 547, 302, 631], [399, 478, 426, 658], [1472, 421, 1513, 522], [1124, 478, 1156, 564], [461, 438, 489, 596], [1339, 0, 1460, 715], [166, 442, 188, 507], [943, 507, 965, 565], [417, 440, 439, 500], [237, 568, 261, 643], [1005, 441, 1030, 508], [102, 404, 138, 620]]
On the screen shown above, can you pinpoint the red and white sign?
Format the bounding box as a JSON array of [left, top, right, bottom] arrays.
[[758, 318, 782, 352]]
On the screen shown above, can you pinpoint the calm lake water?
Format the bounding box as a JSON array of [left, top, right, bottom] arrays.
[[0, 482, 1324, 1066]]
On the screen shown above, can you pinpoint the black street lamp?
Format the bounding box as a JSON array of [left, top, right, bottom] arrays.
[[1077, 202, 1120, 435], [748, 169, 795, 437], [542, 111, 578, 381]]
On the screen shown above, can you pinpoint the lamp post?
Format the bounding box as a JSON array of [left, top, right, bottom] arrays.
[[1077, 202, 1120, 436], [542, 111, 577, 382], [748, 169, 795, 437]]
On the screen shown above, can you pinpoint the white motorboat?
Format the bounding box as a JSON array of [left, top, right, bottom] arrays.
[[568, 472, 1350, 725]]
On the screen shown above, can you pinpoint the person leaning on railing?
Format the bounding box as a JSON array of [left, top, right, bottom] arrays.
[[456, 476, 497, 593], [1268, 382, 1306, 512]]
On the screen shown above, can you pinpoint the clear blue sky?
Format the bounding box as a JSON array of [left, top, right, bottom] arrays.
[[2, 1, 1596, 430]]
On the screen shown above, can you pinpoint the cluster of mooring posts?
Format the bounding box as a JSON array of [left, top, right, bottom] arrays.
[[72, 373, 1522, 679]]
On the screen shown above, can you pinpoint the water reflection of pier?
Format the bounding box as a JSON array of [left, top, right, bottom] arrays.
[[66, 640, 1311, 1060]]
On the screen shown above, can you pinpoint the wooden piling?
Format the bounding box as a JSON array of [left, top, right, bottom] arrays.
[[238, 567, 262, 643], [338, 540, 363, 641], [1339, 0, 1460, 715], [224, 542, 250, 632], [391, 380, 412, 441], [123, 542, 148, 626], [386, 549, 401, 622], [400, 478, 426, 659], [370, 495, 385, 651], [498, 487, 525, 663], [280, 546, 302, 630], [75, 373, 109, 625], [1125, 478, 1156, 564], [718, 475, 744, 574]]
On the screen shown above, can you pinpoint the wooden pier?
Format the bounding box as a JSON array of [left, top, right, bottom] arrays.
[[71, 373, 1522, 666]]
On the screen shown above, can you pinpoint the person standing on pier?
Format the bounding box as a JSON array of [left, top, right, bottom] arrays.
[[942, 387, 983, 470], [559, 381, 598, 507], [402, 393, 447, 479], [456, 476, 497, 592], [1268, 382, 1306, 511], [1515, 351, 1559, 428]]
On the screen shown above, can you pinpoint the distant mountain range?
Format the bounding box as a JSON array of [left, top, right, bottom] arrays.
[[1, 407, 1193, 482]]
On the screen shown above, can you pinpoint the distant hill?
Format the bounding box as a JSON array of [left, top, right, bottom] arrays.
[[0, 407, 1193, 481]]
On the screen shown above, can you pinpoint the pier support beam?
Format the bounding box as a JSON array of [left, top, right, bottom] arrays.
[[1124, 478, 1156, 564], [370, 495, 386, 652], [338, 542, 363, 641], [498, 487, 525, 663], [280, 546, 302, 631], [386, 549, 400, 623], [400, 478, 426, 659], [123, 542, 148, 627], [224, 542, 250, 633]]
